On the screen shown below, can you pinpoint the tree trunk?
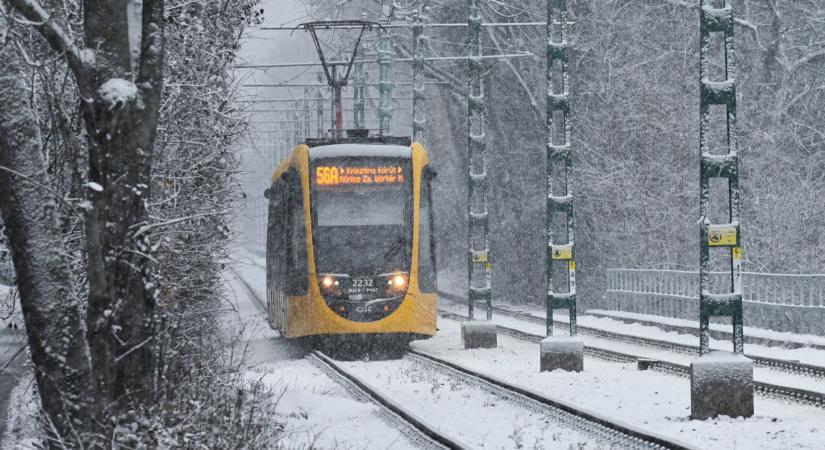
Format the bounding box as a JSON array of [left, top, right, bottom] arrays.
[[0, 28, 94, 447], [80, 0, 165, 411]]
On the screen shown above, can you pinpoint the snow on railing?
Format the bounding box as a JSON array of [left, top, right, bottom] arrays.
[[607, 268, 825, 308]]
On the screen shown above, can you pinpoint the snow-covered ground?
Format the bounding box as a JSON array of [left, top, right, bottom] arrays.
[[225, 263, 417, 449], [442, 294, 825, 369], [440, 301, 825, 396], [340, 358, 599, 449], [231, 255, 825, 448], [524, 303, 825, 367], [587, 308, 825, 349], [411, 319, 825, 450]]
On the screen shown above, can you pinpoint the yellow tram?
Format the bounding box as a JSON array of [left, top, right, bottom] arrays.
[[264, 136, 437, 345]]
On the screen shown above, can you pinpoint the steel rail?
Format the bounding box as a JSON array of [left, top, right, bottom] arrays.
[[438, 291, 825, 379], [230, 265, 467, 449], [408, 350, 697, 450], [309, 351, 470, 450], [439, 312, 825, 408], [230, 268, 268, 315]]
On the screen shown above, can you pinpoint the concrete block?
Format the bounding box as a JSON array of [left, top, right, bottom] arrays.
[[637, 358, 657, 370], [461, 321, 497, 349], [540, 336, 583, 372], [690, 351, 754, 419]]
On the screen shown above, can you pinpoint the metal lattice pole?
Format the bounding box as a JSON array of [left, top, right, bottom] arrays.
[[467, 0, 491, 321], [315, 83, 324, 137], [378, 31, 393, 134], [291, 102, 300, 145], [353, 46, 366, 129], [330, 65, 338, 135], [303, 88, 311, 140], [412, 8, 428, 142], [698, 0, 743, 355], [545, 0, 576, 337]]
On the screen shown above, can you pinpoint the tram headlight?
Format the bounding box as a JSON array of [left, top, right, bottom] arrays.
[[321, 275, 339, 290], [391, 274, 406, 289], [384, 272, 407, 293]]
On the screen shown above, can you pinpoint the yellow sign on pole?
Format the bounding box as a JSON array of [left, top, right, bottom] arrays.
[[707, 225, 737, 246], [551, 245, 573, 260]]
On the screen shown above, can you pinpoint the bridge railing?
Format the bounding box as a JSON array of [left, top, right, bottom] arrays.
[[603, 268, 825, 335]]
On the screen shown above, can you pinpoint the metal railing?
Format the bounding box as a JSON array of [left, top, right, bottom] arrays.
[[604, 268, 825, 335], [607, 268, 825, 308]]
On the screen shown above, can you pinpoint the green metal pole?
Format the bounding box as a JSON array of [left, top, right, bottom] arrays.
[[315, 72, 324, 137], [315, 86, 324, 138], [353, 47, 366, 129], [378, 31, 393, 135], [412, 8, 427, 142], [303, 88, 311, 141], [545, 0, 576, 337], [467, 0, 491, 321], [698, 0, 743, 355], [330, 65, 338, 136]]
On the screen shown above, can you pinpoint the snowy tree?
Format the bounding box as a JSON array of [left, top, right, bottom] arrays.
[[0, 0, 260, 446]]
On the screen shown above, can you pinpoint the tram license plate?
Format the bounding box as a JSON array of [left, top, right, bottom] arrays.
[[352, 278, 374, 288]]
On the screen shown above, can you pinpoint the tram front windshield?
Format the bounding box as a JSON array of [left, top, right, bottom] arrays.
[[311, 158, 411, 276]]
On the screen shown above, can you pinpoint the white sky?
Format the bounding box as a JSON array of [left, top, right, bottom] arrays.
[[237, 0, 319, 102]]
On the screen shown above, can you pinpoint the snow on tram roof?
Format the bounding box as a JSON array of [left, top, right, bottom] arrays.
[[309, 144, 412, 160]]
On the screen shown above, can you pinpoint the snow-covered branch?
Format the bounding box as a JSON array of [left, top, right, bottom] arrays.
[[6, 0, 91, 95]]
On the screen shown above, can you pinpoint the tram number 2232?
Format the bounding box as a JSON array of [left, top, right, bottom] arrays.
[[316, 166, 340, 185], [352, 278, 374, 287]]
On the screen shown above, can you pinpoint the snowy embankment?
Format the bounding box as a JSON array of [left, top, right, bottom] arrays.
[[495, 300, 825, 367], [440, 301, 825, 396], [339, 357, 597, 449], [226, 256, 414, 449], [587, 308, 825, 350], [231, 254, 824, 448], [412, 319, 825, 450]]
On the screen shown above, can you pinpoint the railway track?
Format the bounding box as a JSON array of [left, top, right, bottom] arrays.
[[230, 267, 267, 314], [407, 350, 695, 450], [440, 312, 825, 409], [232, 266, 822, 446], [438, 291, 825, 380], [233, 267, 691, 448], [232, 268, 466, 449], [309, 351, 470, 450]]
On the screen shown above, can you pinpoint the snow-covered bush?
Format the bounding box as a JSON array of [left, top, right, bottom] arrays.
[[0, 0, 289, 446]]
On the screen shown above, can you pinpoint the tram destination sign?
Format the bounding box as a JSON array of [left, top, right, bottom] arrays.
[[315, 164, 405, 187]]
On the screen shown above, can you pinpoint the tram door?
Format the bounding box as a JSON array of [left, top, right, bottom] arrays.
[[266, 180, 284, 331], [266, 174, 292, 333], [266, 170, 308, 335]]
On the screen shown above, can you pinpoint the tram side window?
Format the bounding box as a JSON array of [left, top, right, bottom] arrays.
[[286, 173, 308, 296], [418, 168, 437, 292]]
